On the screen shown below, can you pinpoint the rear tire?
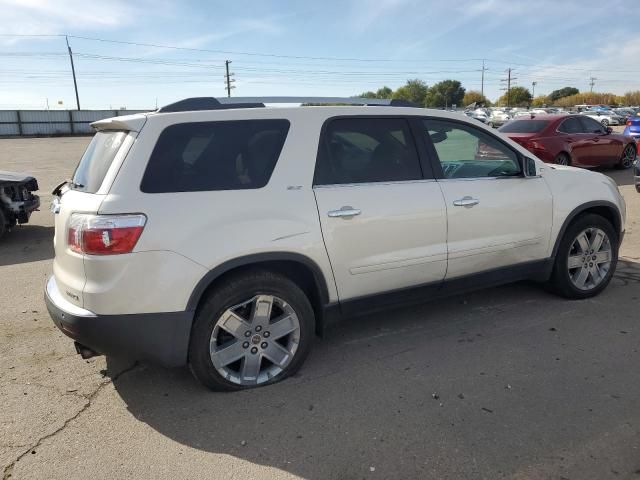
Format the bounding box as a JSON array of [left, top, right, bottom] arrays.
[[617, 144, 635, 169], [188, 269, 315, 391], [547, 214, 618, 299], [601, 119, 609, 127], [554, 152, 570, 166]]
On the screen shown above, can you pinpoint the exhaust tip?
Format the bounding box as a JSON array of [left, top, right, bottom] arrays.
[[74, 341, 100, 360]]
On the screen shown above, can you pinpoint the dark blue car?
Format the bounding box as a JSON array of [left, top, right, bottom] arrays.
[[623, 115, 640, 140]]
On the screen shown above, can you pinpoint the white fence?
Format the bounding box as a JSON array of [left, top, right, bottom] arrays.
[[0, 110, 150, 136]]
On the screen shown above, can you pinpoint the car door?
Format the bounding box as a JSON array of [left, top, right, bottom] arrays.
[[313, 117, 448, 303], [578, 116, 621, 165], [556, 116, 592, 166], [420, 117, 553, 280]]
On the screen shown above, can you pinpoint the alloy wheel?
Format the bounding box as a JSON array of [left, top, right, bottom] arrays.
[[209, 294, 301, 386], [621, 145, 635, 168], [567, 227, 612, 291]]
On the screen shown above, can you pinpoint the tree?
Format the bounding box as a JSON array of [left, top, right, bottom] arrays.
[[392, 79, 429, 106], [547, 87, 579, 103], [531, 95, 548, 107], [424, 80, 465, 108], [375, 86, 393, 99], [359, 90, 377, 98], [554, 92, 619, 108], [496, 86, 532, 107], [462, 90, 491, 107]]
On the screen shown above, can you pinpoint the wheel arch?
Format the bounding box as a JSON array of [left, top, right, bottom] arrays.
[[551, 201, 622, 260], [186, 252, 333, 335]]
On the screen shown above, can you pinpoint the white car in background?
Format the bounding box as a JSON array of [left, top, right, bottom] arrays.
[[45, 96, 626, 391], [487, 110, 511, 128], [580, 110, 624, 127]]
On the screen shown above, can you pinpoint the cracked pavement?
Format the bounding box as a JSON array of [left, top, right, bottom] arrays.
[[1, 137, 639, 479]]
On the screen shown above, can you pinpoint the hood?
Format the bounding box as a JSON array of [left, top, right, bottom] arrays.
[[0, 171, 39, 191]]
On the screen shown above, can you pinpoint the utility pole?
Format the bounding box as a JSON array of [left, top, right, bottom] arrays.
[[225, 60, 235, 97], [480, 59, 488, 99], [500, 68, 517, 107], [589, 76, 597, 93], [532, 81, 537, 99], [65, 35, 81, 110]]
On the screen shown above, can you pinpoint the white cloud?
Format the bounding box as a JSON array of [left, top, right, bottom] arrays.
[[0, 0, 143, 37], [173, 16, 286, 49]]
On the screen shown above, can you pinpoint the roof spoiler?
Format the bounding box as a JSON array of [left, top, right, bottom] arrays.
[[90, 115, 147, 132]]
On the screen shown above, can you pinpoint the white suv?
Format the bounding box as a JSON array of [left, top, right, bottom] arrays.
[[45, 97, 626, 391]]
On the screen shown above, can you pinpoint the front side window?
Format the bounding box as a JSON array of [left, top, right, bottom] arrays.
[[424, 119, 521, 179], [579, 117, 606, 134], [314, 118, 422, 185], [141, 120, 289, 193]]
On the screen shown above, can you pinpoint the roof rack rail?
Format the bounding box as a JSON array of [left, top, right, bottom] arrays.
[[158, 96, 420, 113]]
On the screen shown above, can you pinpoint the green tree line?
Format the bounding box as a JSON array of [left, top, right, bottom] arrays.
[[358, 79, 640, 108]]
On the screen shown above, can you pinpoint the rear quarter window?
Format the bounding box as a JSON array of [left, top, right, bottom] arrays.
[[141, 120, 290, 193]]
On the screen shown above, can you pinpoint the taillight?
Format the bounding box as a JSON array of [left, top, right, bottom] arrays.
[[67, 214, 146, 255], [627, 120, 632, 126]]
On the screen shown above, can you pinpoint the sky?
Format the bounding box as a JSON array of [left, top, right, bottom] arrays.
[[0, 0, 639, 109]]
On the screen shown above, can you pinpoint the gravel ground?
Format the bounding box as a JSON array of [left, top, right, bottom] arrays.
[[1, 135, 639, 480]]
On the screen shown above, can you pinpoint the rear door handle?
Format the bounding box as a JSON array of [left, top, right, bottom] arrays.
[[328, 206, 361, 218], [453, 196, 480, 207]]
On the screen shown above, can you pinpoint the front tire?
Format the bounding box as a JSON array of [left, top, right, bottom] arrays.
[[601, 119, 609, 127], [547, 214, 618, 299], [617, 144, 635, 169], [188, 270, 315, 391]]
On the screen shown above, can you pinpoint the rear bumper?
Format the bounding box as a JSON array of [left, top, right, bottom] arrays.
[[45, 276, 193, 367]]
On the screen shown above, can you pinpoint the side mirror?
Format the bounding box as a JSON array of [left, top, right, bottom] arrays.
[[606, 127, 613, 134], [522, 156, 538, 177]]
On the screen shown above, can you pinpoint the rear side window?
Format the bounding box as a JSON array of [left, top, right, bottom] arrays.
[[499, 120, 550, 133], [72, 131, 127, 193], [141, 120, 289, 193], [557, 117, 583, 134], [314, 118, 422, 185]]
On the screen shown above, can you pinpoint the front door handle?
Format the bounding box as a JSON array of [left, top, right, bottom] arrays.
[[328, 206, 361, 218], [453, 196, 480, 207]]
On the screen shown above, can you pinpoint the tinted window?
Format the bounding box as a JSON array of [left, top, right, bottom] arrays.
[[72, 131, 127, 193], [141, 120, 289, 193], [314, 118, 422, 185], [579, 117, 605, 134], [424, 119, 521, 179], [499, 120, 550, 133], [558, 117, 583, 134]]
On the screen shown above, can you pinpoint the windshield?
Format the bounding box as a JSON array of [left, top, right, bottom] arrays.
[[499, 120, 550, 133], [71, 131, 127, 193]]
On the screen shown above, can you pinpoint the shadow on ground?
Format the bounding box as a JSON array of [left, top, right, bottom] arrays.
[[108, 260, 640, 479], [0, 225, 54, 267], [600, 165, 635, 187]]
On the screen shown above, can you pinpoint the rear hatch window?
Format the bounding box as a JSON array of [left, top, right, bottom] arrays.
[[71, 131, 128, 193], [499, 120, 550, 134]]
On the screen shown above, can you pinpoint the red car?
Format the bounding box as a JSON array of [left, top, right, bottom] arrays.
[[498, 114, 636, 169]]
